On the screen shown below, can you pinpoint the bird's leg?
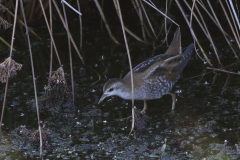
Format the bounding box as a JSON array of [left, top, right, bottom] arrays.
[[141, 100, 147, 114], [169, 92, 176, 114]]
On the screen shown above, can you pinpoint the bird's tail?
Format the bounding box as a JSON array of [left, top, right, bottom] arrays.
[[175, 43, 194, 72]]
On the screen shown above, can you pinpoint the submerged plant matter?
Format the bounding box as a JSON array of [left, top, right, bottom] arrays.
[[48, 67, 66, 84]]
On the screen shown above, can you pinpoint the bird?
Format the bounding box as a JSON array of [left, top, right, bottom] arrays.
[[98, 27, 194, 114]]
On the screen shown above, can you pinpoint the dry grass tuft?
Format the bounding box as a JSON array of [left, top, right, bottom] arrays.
[[0, 57, 23, 83]]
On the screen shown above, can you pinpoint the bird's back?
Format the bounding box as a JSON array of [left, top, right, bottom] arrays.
[[123, 27, 194, 100]]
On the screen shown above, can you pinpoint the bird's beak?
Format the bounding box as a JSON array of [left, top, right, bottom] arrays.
[[98, 94, 108, 104]]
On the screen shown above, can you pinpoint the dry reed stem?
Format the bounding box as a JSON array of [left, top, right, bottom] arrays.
[[184, 0, 221, 64], [143, 0, 178, 26], [93, 0, 121, 45], [225, 0, 240, 43], [39, 0, 62, 66], [139, 0, 157, 39], [35, 0, 49, 20], [77, 0, 83, 50], [113, 0, 149, 44], [52, 0, 85, 64], [184, 61, 240, 81], [1, 4, 42, 39], [229, 0, 240, 31], [114, 0, 135, 137], [219, 0, 240, 51], [135, 0, 146, 41], [0, 0, 20, 132], [199, 0, 239, 60], [175, 0, 211, 65], [165, 0, 169, 46], [20, 0, 43, 155], [131, 0, 151, 38], [48, 0, 53, 86], [206, 67, 240, 76], [189, 0, 196, 26], [62, 2, 75, 104]]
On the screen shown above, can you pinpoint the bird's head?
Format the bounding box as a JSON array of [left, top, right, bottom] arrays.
[[98, 78, 130, 104]]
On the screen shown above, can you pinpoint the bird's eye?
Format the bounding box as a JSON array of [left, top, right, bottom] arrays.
[[109, 88, 114, 92]]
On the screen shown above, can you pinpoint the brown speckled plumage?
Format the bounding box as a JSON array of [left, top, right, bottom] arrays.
[[99, 27, 194, 113]]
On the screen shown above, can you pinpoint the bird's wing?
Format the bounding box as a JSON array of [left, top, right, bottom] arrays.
[[141, 54, 183, 81], [143, 43, 194, 81]]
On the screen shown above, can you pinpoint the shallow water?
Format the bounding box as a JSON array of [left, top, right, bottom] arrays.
[[1, 1, 240, 159]]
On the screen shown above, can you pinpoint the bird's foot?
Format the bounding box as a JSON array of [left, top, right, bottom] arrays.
[[168, 110, 175, 115], [140, 110, 146, 114]]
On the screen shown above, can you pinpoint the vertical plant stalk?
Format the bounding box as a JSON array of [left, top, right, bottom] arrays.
[[38, 0, 62, 66], [62, 2, 75, 104], [189, 0, 196, 26], [20, 0, 43, 155], [131, 0, 151, 37], [219, 0, 240, 50], [48, 0, 53, 86], [165, 0, 169, 46], [100, 0, 104, 30], [139, 0, 157, 39], [113, 0, 149, 44], [143, 0, 178, 26], [2, 5, 42, 39], [198, 0, 238, 60], [0, 0, 19, 131], [175, 0, 211, 65], [193, 3, 220, 64], [229, 0, 240, 30], [77, 0, 82, 50], [115, 0, 135, 137], [184, 0, 221, 64], [226, 0, 240, 42], [135, 0, 146, 41], [52, 0, 85, 64], [29, 0, 36, 21], [93, 0, 121, 45]]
